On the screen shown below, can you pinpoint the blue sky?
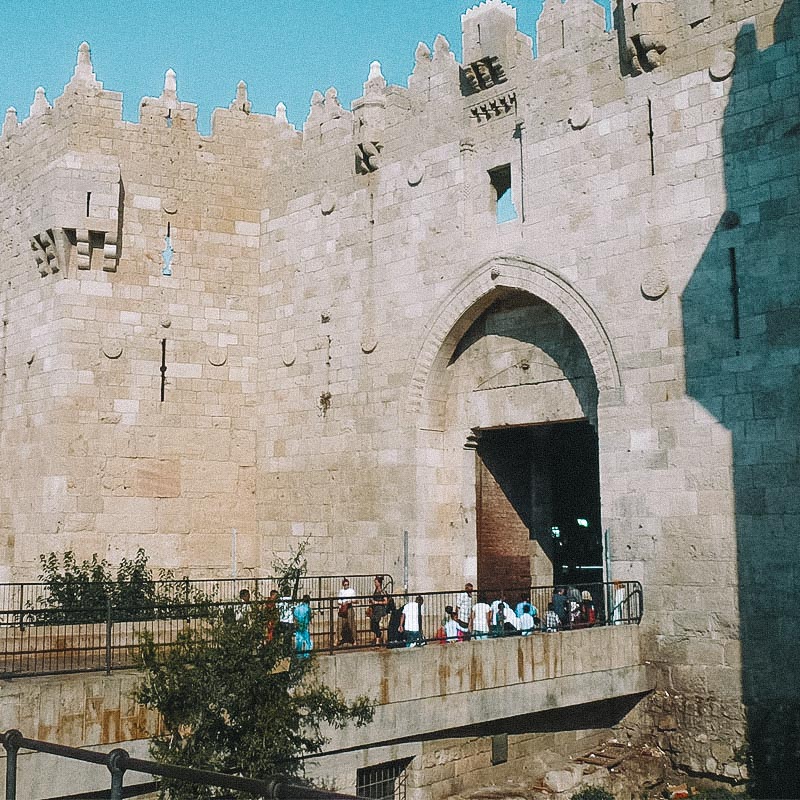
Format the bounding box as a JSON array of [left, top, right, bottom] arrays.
[[1, 1, 554, 135]]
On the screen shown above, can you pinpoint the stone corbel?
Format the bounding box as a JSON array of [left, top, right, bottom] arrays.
[[625, 0, 670, 74], [31, 231, 59, 276]]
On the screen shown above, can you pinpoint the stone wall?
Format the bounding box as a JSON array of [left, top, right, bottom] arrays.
[[0, 0, 797, 790]]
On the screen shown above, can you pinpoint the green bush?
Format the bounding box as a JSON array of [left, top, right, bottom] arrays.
[[34, 549, 210, 624], [571, 788, 615, 800]]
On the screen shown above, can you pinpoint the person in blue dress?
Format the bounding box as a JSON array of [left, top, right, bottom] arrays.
[[293, 594, 313, 659]]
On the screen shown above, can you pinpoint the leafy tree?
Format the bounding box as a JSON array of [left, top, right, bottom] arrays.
[[134, 549, 374, 798], [36, 549, 210, 623]]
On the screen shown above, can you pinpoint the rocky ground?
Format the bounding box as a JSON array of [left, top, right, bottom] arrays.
[[449, 739, 744, 800]]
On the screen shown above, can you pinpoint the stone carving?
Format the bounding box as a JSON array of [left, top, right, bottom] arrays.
[[641, 268, 669, 300], [320, 192, 336, 215], [625, 1, 670, 74], [208, 348, 227, 366], [569, 101, 593, 130], [31, 231, 59, 276], [76, 229, 91, 269], [709, 50, 736, 80], [354, 62, 386, 175], [361, 338, 378, 354], [407, 161, 425, 187], [356, 137, 382, 174], [282, 344, 297, 367], [461, 56, 507, 95], [470, 91, 517, 123], [102, 231, 119, 270], [102, 342, 123, 359]]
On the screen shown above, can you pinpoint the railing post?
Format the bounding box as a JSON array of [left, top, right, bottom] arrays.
[[107, 748, 128, 800], [3, 729, 22, 800], [105, 596, 113, 675], [16, 585, 24, 632]]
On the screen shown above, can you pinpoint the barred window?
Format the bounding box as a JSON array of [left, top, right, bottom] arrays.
[[356, 757, 413, 800]]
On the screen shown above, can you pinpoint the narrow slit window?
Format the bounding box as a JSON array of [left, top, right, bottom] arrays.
[[489, 164, 517, 223], [160, 338, 167, 402], [85, 192, 92, 217]]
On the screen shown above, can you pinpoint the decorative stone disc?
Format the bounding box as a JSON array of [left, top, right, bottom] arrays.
[[709, 50, 736, 81], [282, 344, 297, 367], [162, 199, 178, 214], [160, 317, 171, 328], [361, 339, 378, 354], [641, 268, 669, 300], [102, 341, 123, 359], [208, 347, 227, 366], [569, 101, 593, 130], [720, 210, 740, 230], [407, 161, 425, 187], [320, 192, 336, 215]]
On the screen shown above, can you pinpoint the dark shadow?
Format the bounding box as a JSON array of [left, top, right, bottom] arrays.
[[477, 423, 603, 589], [450, 294, 598, 423], [682, 1, 800, 795]]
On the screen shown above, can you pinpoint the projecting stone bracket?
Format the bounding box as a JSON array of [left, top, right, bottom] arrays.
[[32, 225, 119, 276], [461, 56, 508, 96], [31, 230, 59, 276], [355, 141, 382, 174], [470, 91, 517, 124], [624, 0, 672, 74]]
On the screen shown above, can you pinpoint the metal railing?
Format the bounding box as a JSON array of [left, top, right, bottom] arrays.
[[0, 573, 394, 629], [0, 581, 642, 678], [1, 729, 358, 800]]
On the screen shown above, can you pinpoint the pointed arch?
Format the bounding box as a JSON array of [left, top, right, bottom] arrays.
[[406, 255, 621, 430]]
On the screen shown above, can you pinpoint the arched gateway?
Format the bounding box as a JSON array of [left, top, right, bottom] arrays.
[[408, 257, 621, 591]]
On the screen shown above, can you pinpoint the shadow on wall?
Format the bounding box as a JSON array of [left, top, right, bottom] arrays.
[[682, 1, 800, 795]]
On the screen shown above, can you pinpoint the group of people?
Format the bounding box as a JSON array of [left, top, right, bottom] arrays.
[[337, 575, 426, 648], [335, 578, 599, 649], [448, 583, 596, 640], [236, 587, 315, 659], [234, 577, 601, 657]]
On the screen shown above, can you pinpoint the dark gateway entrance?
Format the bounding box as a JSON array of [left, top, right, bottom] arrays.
[[475, 420, 602, 591]]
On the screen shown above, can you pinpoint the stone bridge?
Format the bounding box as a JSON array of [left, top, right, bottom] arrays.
[[1, 624, 651, 799]]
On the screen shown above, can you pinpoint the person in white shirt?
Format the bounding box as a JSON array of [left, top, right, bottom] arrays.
[[443, 605, 468, 642], [455, 582, 474, 627], [518, 602, 536, 635], [399, 595, 425, 647], [470, 595, 492, 639], [337, 577, 356, 646]]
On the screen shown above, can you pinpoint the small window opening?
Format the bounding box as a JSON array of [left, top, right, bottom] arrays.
[[491, 733, 509, 765], [489, 164, 517, 223], [729, 247, 740, 340], [85, 192, 92, 217], [160, 338, 167, 402], [357, 758, 412, 800], [166, 109, 172, 129]]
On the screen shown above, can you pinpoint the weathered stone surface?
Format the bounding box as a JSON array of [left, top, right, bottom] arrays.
[[0, 0, 798, 793]]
